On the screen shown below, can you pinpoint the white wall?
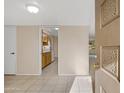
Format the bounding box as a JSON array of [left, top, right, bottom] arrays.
[[58, 26, 89, 75], [89, 0, 95, 40], [16, 26, 41, 75]]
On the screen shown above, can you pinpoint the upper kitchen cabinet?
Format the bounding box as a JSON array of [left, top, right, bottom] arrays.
[[42, 32, 48, 45]]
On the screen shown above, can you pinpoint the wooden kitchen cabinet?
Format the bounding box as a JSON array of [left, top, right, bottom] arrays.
[[47, 52, 51, 64], [42, 52, 51, 68], [42, 32, 48, 45], [42, 53, 46, 68]]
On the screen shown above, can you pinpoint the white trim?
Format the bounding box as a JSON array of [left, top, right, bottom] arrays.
[[4, 73, 16, 75], [38, 27, 42, 75], [58, 74, 90, 76], [15, 26, 17, 75], [16, 74, 41, 75]]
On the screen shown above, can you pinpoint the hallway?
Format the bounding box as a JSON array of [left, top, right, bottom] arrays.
[[5, 60, 75, 93], [42, 60, 58, 77]]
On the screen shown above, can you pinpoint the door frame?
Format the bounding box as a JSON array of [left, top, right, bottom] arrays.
[[39, 27, 42, 75], [38, 26, 59, 75]]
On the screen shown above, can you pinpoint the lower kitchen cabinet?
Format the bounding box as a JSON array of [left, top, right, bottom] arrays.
[[42, 52, 51, 68]]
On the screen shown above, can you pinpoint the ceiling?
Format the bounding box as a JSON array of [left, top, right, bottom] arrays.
[[42, 26, 58, 37], [4, 0, 92, 25], [4, 0, 95, 39]]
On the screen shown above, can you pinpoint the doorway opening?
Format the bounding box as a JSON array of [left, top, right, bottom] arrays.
[[40, 26, 58, 76]]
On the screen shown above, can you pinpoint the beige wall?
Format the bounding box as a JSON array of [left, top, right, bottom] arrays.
[[53, 36, 58, 58], [58, 26, 89, 75], [49, 35, 55, 61], [16, 26, 40, 75]]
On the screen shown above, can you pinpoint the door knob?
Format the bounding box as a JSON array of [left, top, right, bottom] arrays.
[[93, 63, 100, 69], [10, 52, 15, 55]]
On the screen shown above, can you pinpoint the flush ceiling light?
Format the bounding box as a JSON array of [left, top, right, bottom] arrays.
[[26, 4, 39, 14], [55, 27, 59, 30]]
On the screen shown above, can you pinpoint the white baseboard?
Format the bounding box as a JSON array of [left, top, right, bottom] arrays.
[[58, 74, 89, 76], [16, 74, 41, 75]]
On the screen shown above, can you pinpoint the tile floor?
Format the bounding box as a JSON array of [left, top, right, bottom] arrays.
[[5, 57, 96, 93], [4, 60, 75, 93]]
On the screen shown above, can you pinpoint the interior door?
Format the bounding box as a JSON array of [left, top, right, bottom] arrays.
[[95, 0, 120, 93], [4, 26, 16, 74]]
